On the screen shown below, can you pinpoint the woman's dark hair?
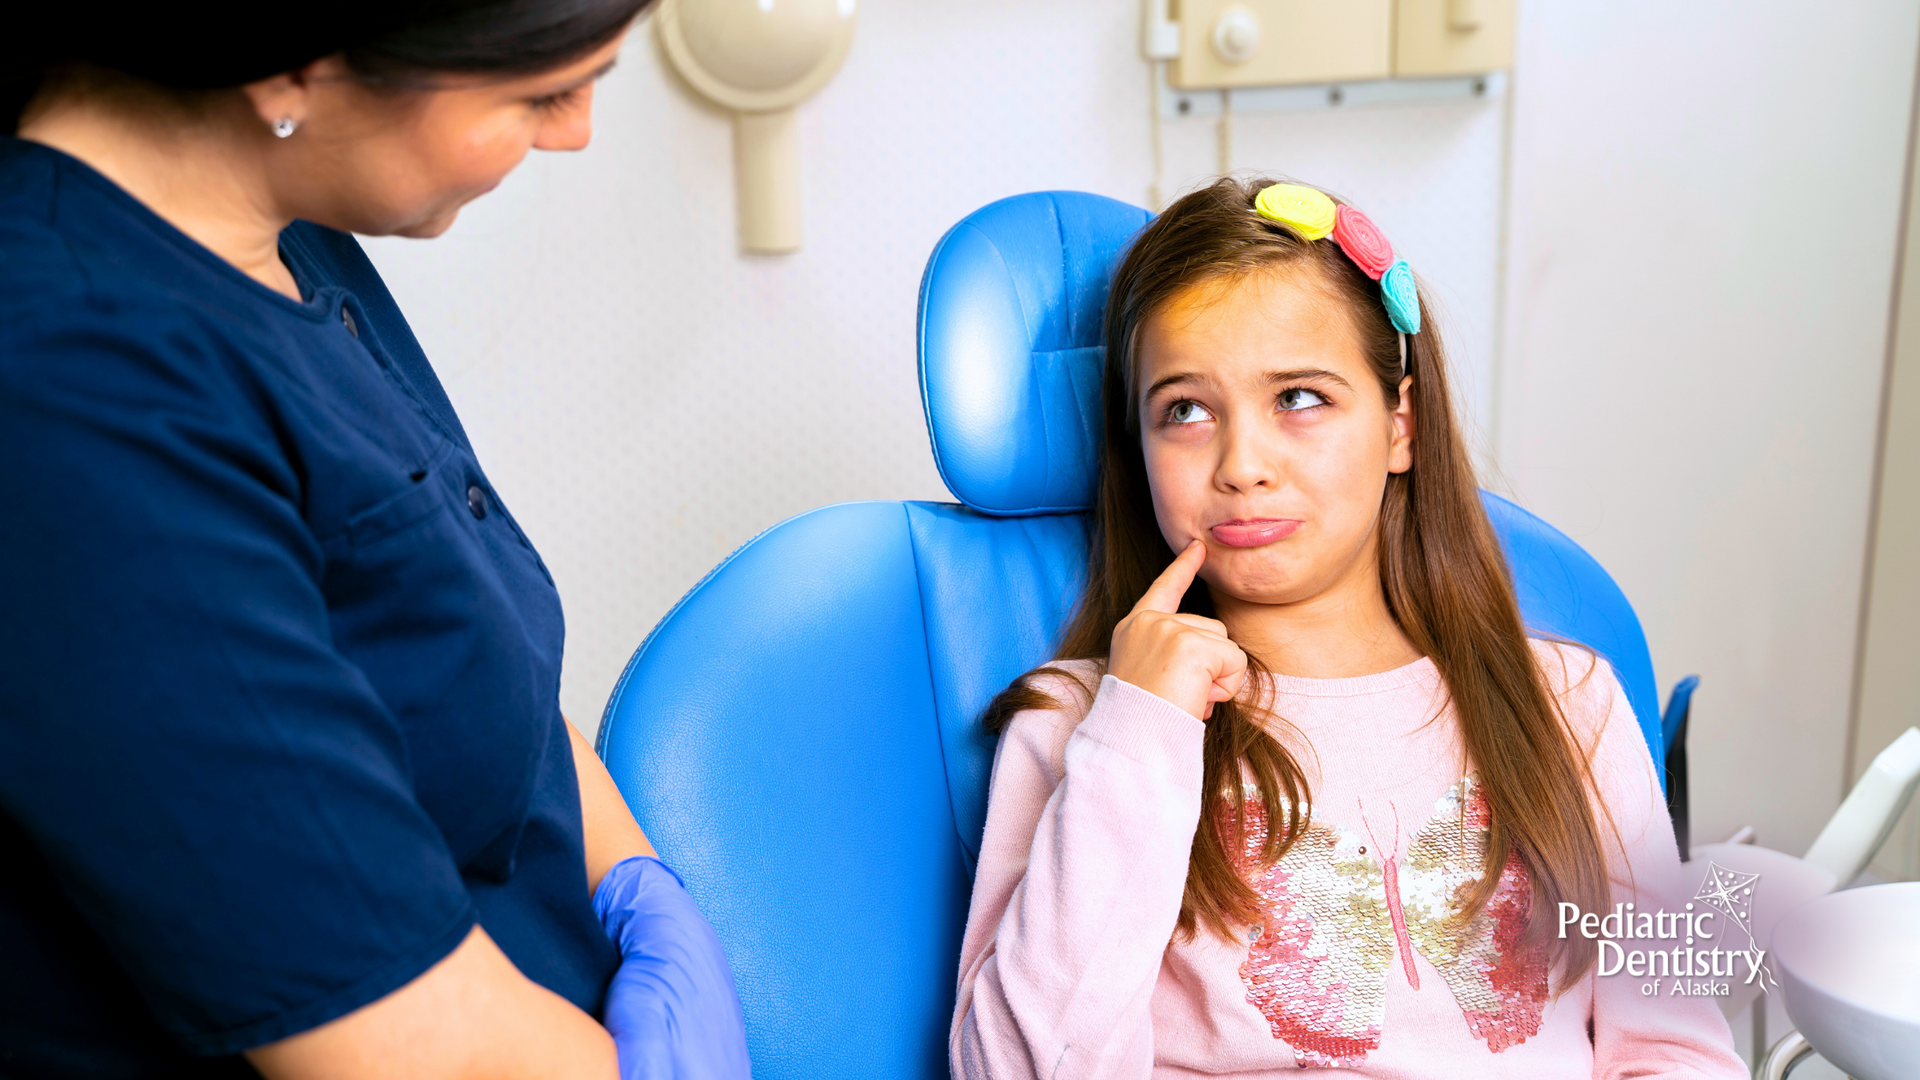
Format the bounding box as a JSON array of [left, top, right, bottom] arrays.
[[983, 176, 1615, 987], [340, 0, 654, 86], [5, 0, 654, 134]]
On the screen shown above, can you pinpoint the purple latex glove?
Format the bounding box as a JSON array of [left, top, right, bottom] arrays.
[[592, 855, 751, 1080]]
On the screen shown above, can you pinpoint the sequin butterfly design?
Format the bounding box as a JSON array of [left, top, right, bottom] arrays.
[[1231, 774, 1550, 1067]]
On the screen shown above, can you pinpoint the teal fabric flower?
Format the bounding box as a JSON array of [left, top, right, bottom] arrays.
[[1381, 260, 1420, 335]]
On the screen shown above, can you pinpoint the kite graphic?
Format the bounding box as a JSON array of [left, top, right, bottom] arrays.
[[1693, 862, 1775, 991]]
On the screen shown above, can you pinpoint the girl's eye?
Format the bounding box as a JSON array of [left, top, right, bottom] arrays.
[[1167, 400, 1214, 424], [532, 88, 582, 113], [1278, 388, 1329, 412]]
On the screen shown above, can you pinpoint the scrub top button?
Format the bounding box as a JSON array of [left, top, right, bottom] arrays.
[[341, 308, 359, 338], [467, 484, 487, 520]]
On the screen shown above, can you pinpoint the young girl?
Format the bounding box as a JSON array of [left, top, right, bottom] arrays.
[[950, 178, 1746, 1078]]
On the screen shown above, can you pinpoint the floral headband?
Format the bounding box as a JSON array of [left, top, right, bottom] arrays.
[[1252, 183, 1419, 374]]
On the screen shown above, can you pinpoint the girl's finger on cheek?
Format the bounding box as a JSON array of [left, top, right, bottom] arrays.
[[1134, 539, 1208, 615]]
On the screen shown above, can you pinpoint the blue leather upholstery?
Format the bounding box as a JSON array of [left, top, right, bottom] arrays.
[[599, 502, 1085, 1078], [1481, 491, 1663, 762], [919, 192, 1151, 514], [598, 190, 1666, 1080]]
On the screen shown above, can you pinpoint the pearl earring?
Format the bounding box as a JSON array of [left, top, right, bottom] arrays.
[[272, 117, 299, 138]]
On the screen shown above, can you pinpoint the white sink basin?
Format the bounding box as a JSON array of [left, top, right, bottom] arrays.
[[1771, 882, 1920, 1080]]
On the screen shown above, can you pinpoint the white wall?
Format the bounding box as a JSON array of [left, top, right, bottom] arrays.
[[1858, 114, 1920, 882], [362, 0, 1510, 735], [363, 1, 1920, 868], [1498, 0, 1920, 856]]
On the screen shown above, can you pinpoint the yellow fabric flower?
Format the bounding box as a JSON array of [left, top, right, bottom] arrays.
[[1253, 183, 1337, 241]]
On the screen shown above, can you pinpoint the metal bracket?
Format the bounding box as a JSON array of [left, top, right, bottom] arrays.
[[1157, 65, 1507, 119], [1759, 1030, 1816, 1080]]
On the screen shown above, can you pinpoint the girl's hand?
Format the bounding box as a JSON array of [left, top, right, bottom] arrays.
[[1108, 540, 1249, 719]]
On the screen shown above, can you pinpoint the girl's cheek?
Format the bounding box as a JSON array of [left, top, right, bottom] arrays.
[[1165, 463, 1215, 528], [1145, 463, 1198, 539]]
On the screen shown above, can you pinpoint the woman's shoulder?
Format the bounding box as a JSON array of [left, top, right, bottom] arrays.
[[0, 259, 271, 435], [2, 237, 255, 381], [2, 142, 306, 352], [1, 144, 98, 314]]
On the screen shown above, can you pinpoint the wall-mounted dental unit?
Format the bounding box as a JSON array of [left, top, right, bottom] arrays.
[[658, 0, 857, 254], [1146, 0, 1513, 87], [1140, 0, 1517, 198]]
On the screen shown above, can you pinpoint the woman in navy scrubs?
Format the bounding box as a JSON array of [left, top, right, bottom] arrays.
[[0, 5, 747, 1078]]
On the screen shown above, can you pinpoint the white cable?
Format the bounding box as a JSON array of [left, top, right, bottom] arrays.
[[1148, 60, 1165, 212], [1217, 88, 1233, 176]]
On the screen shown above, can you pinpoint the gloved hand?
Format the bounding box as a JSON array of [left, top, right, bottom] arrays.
[[592, 855, 752, 1080]]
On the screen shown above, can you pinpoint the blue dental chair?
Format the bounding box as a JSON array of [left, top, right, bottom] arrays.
[[596, 192, 1670, 1080]]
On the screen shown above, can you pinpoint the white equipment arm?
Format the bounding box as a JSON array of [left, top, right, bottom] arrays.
[[1802, 727, 1920, 885]]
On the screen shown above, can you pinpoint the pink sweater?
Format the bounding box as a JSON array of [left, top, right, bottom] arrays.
[[952, 643, 1746, 1079]]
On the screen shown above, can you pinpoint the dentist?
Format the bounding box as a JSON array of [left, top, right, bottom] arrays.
[[0, 4, 748, 1078]]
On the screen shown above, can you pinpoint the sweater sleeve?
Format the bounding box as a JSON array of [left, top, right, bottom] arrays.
[[951, 673, 1208, 1080], [1549, 649, 1746, 1080]]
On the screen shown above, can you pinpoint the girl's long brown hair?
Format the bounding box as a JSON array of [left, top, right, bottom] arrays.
[[983, 177, 1611, 984]]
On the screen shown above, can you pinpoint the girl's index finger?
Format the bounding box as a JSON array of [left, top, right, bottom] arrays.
[[1132, 540, 1206, 615]]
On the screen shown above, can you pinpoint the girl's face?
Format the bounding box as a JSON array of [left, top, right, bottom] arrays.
[[1135, 267, 1414, 609]]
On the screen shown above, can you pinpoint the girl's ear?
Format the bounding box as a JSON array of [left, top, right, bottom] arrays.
[[1387, 374, 1415, 474]]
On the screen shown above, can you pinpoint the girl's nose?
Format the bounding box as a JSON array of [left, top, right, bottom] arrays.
[[1215, 421, 1278, 493]]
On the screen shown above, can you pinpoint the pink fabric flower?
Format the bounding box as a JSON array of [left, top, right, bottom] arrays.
[[1332, 205, 1395, 280]]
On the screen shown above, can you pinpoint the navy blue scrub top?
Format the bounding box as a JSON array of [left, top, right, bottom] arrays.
[[0, 138, 619, 1076]]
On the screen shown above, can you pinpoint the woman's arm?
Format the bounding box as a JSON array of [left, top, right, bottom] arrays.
[[254, 725, 734, 1080], [568, 721, 755, 1079], [567, 720, 654, 893], [246, 926, 617, 1080], [245, 723, 653, 1080]]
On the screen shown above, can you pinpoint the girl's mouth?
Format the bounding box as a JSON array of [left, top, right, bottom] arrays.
[[1208, 518, 1302, 548]]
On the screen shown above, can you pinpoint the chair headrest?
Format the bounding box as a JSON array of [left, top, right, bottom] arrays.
[[917, 191, 1151, 516]]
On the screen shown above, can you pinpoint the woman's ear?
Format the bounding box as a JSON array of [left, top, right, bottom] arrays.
[[240, 57, 334, 135], [1387, 374, 1415, 474]]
